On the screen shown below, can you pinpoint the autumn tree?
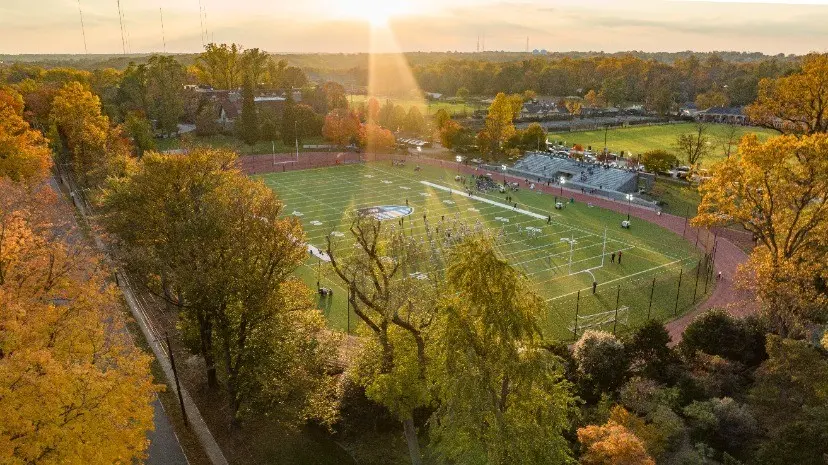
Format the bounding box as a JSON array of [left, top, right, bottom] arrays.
[[747, 53, 828, 134], [693, 134, 828, 336], [694, 89, 729, 110], [674, 123, 712, 166], [0, 178, 157, 464], [577, 419, 656, 465], [359, 122, 395, 153], [0, 88, 52, 183], [439, 120, 462, 149], [322, 108, 360, 146], [584, 89, 604, 108], [478, 92, 520, 157], [429, 237, 575, 465], [49, 81, 135, 190]]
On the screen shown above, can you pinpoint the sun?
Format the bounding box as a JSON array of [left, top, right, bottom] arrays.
[[337, 0, 410, 27]]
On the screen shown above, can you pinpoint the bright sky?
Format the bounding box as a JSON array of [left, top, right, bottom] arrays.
[[1, 0, 827, 55]]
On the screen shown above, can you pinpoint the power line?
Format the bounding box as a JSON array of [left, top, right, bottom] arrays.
[[77, 0, 88, 54], [160, 7, 167, 53], [198, 0, 205, 47], [116, 0, 126, 54]]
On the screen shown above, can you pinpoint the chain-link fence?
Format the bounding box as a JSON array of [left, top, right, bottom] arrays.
[[545, 253, 716, 340]]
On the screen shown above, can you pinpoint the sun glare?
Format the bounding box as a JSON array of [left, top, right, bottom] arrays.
[[339, 0, 410, 27]]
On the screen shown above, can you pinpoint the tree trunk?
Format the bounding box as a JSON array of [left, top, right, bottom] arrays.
[[402, 417, 423, 465], [198, 311, 218, 389]]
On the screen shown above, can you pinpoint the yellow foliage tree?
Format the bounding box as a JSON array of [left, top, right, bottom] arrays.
[[693, 134, 828, 336], [360, 122, 395, 153], [49, 81, 134, 190], [577, 419, 655, 465], [0, 180, 157, 464], [0, 88, 52, 184], [747, 53, 828, 134]]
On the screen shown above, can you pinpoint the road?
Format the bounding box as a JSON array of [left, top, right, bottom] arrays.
[[146, 398, 189, 465]]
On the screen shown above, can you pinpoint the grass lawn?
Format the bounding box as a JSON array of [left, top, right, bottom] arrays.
[[548, 123, 778, 166], [156, 134, 328, 155], [348, 94, 481, 118], [257, 162, 709, 341]]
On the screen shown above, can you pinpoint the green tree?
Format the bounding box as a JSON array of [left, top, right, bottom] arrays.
[[238, 78, 258, 145], [574, 330, 629, 400], [123, 111, 156, 157], [145, 55, 185, 137], [102, 148, 337, 422], [679, 309, 767, 367], [640, 149, 677, 173], [326, 216, 441, 465], [196, 43, 243, 90], [522, 122, 547, 151], [433, 107, 451, 130], [750, 335, 828, 464], [429, 237, 575, 465], [403, 106, 425, 134]]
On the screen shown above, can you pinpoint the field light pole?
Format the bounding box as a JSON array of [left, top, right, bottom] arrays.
[[603, 125, 609, 155], [626, 193, 633, 221], [560, 177, 566, 196]]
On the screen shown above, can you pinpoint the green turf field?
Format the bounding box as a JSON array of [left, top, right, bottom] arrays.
[[348, 94, 480, 117], [258, 162, 711, 340], [548, 123, 778, 166]]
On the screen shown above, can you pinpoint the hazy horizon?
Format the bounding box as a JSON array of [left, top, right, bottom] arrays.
[[2, 0, 827, 55]]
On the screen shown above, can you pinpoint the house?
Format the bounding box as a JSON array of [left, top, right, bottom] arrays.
[[695, 106, 748, 125], [680, 102, 699, 117]]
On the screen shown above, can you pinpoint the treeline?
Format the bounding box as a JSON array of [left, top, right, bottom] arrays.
[[412, 55, 797, 110]]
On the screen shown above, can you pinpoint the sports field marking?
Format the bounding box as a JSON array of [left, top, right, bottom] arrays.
[[544, 258, 685, 302], [421, 180, 552, 221]]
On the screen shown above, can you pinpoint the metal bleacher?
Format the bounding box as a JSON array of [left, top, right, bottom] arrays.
[[511, 153, 639, 195]]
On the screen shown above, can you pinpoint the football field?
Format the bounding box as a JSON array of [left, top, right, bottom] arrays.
[[258, 162, 708, 340]]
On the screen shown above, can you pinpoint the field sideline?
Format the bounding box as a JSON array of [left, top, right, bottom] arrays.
[[548, 123, 778, 165], [258, 162, 707, 340]]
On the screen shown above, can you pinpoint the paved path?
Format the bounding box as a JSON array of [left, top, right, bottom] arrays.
[[423, 159, 758, 343], [146, 399, 189, 465]]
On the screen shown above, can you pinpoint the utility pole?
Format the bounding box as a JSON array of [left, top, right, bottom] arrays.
[[165, 333, 188, 427]]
